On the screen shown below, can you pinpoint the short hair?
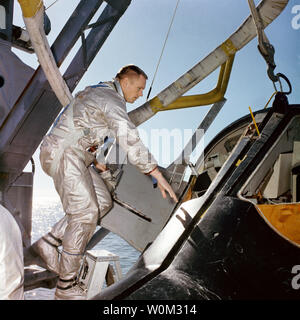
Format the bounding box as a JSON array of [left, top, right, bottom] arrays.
[[115, 64, 148, 80]]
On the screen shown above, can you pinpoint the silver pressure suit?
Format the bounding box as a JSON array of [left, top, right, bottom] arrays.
[[39, 80, 157, 285]]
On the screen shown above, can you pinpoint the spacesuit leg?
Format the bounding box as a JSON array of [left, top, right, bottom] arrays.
[[55, 217, 97, 299], [88, 166, 113, 220], [53, 149, 100, 299]]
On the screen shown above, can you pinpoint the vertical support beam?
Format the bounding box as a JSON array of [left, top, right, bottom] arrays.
[[64, 0, 131, 90], [50, 0, 104, 67]]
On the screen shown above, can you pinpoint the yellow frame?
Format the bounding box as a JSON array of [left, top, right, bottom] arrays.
[[149, 54, 235, 113]]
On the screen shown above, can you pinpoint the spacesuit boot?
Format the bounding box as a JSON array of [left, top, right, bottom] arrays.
[[55, 282, 86, 300], [29, 216, 68, 274], [54, 221, 96, 300], [31, 232, 61, 274], [54, 250, 87, 300], [55, 256, 86, 300]]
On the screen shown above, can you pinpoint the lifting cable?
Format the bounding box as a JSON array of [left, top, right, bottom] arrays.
[[146, 0, 181, 101], [247, 0, 292, 95]]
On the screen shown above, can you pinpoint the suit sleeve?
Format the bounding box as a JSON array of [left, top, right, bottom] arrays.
[[104, 93, 157, 174]]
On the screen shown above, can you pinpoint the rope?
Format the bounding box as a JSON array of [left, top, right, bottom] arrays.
[[264, 91, 277, 109], [146, 0, 181, 101], [45, 0, 59, 11]]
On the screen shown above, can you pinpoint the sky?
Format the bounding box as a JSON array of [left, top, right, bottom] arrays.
[[12, 0, 300, 204]]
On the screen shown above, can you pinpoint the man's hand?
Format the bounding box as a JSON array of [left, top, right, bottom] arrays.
[[149, 168, 178, 203], [94, 161, 107, 172]]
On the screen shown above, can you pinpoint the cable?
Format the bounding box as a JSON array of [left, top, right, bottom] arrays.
[[45, 0, 59, 11], [264, 91, 277, 109], [146, 0, 181, 101]]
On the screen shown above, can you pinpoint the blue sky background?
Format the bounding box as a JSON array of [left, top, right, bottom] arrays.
[[13, 0, 300, 203]]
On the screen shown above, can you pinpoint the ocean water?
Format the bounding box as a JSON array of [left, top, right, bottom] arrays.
[[25, 201, 140, 300]]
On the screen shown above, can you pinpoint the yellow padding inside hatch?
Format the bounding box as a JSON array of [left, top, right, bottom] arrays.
[[257, 204, 300, 245]]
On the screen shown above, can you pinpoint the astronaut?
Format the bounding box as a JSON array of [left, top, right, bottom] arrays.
[[36, 65, 178, 299]]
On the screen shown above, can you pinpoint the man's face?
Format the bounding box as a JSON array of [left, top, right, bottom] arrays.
[[122, 74, 146, 103]]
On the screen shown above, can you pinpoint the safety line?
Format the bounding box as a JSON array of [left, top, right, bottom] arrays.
[[146, 0, 181, 101]]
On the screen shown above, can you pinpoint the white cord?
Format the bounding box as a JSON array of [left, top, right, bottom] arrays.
[[146, 0, 181, 101]]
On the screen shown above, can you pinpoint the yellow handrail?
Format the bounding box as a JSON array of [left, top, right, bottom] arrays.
[[149, 54, 235, 113]]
